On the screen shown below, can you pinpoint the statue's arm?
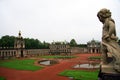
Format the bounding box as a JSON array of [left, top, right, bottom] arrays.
[[108, 21, 116, 37]]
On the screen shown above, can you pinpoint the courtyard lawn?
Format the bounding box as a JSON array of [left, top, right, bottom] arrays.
[[59, 70, 98, 80], [88, 56, 101, 60], [0, 77, 6, 80], [41, 55, 76, 59], [0, 59, 43, 71]]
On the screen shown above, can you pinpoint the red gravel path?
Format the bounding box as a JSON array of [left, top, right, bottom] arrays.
[[0, 53, 101, 80]]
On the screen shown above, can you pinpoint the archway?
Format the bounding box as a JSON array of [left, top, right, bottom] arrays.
[[21, 50, 24, 57], [92, 49, 95, 53]]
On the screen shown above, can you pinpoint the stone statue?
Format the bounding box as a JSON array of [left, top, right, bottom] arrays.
[[97, 8, 120, 72]]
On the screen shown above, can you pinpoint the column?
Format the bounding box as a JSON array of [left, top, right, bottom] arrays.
[[91, 49, 93, 53], [95, 49, 97, 53]]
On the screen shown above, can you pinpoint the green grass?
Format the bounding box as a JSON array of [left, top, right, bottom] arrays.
[[41, 55, 76, 59], [59, 70, 99, 80], [88, 56, 101, 60], [0, 77, 6, 80], [0, 59, 43, 71]]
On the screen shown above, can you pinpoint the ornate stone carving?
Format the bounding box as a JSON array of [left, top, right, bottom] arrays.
[[97, 8, 120, 72]]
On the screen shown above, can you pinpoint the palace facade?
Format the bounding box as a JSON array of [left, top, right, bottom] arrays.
[[49, 42, 71, 55], [0, 32, 101, 59], [87, 39, 101, 53]]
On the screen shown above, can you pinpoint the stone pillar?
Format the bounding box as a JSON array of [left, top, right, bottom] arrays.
[[9, 51, 10, 56], [4, 51, 6, 57], [95, 49, 97, 53], [91, 49, 93, 53], [2, 51, 4, 56]]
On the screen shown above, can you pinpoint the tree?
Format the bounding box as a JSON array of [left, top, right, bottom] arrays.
[[24, 38, 41, 49], [24, 38, 50, 49], [0, 35, 15, 48], [70, 39, 77, 47], [77, 44, 87, 48], [43, 41, 50, 49]]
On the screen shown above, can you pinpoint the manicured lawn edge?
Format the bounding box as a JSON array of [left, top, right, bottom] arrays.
[[41, 55, 76, 59], [59, 70, 99, 80], [0, 59, 43, 71], [88, 56, 101, 60], [0, 76, 6, 80]]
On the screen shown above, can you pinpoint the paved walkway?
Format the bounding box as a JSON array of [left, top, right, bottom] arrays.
[[0, 53, 101, 80]]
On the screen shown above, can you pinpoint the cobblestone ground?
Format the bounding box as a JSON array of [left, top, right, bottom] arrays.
[[0, 53, 101, 80]]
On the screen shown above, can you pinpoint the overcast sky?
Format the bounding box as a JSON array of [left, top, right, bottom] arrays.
[[0, 0, 120, 44]]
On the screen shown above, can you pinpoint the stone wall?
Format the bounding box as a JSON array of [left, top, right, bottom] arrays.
[[71, 47, 88, 54]]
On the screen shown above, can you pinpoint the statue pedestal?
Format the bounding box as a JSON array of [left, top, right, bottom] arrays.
[[99, 64, 120, 80]]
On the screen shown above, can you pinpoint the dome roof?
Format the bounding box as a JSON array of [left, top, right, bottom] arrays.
[[87, 39, 100, 44]]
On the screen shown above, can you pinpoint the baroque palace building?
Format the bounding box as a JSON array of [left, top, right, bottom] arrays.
[[49, 42, 71, 55], [87, 39, 101, 53], [0, 31, 25, 59], [14, 31, 25, 57], [0, 32, 101, 59], [0, 31, 49, 59]]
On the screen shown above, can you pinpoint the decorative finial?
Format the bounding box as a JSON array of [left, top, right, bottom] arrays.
[[18, 30, 21, 37], [19, 30, 21, 35]]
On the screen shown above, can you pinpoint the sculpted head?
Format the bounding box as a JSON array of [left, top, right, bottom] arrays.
[[97, 8, 111, 23]]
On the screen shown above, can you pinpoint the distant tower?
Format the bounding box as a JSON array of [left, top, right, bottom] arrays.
[[14, 31, 25, 49], [14, 31, 25, 57]]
